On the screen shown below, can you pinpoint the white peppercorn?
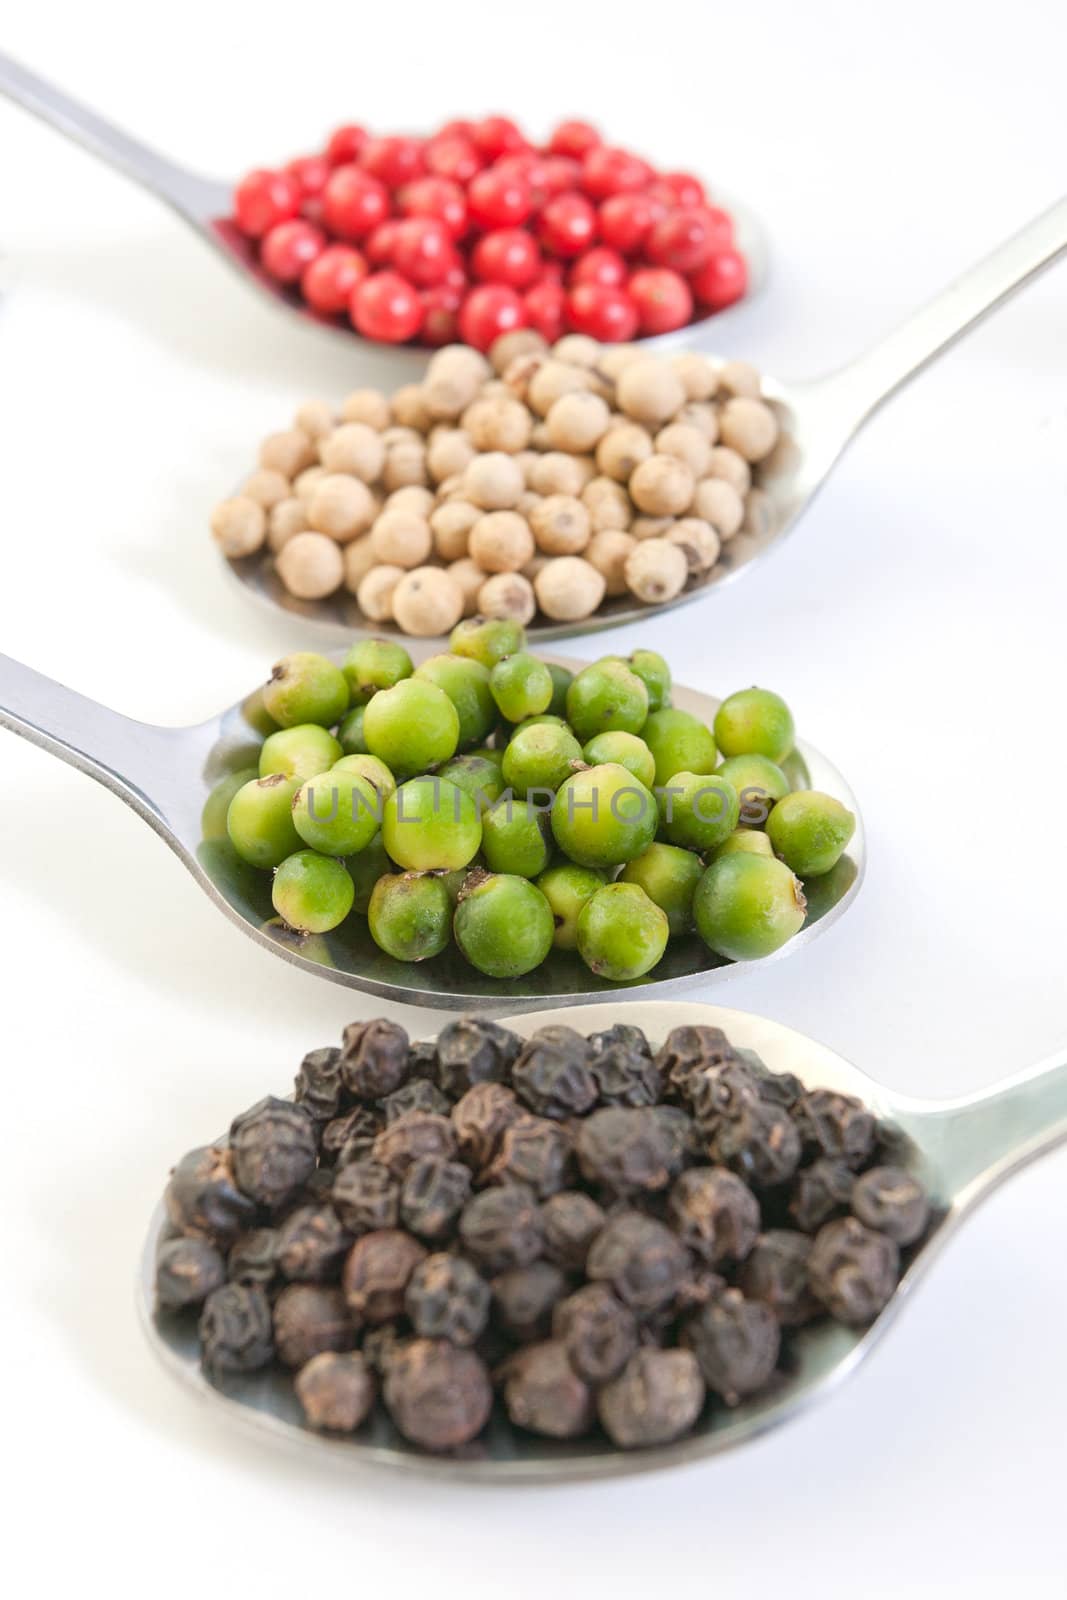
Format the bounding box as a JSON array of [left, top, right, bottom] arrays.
[[533, 556, 606, 621], [294, 465, 327, 503], [277, 532, 345, 598], [425, 345, 491, 419], [581, 476, 632, 532], [596, 344, 642, 380], [318, 423, 386, 482], [464, 452, 525, 511], [691, 477, 745, 538], [390, 566, 465, 636], [718, 398, 779, 463], [242, 468, 291, 511], [469, 511, 534, 573], [527, 452, 592, 497], [260, 428, 316, 478], [629, 454, 694, 516], [527, 360, 593, 417], [382, 439, 428, 491], [461, 395, 532, 453], [630, 515, 674, 541], [392, 385, 434, 431], [552, 333, 602, 368], [666, 517, 721, 574], [430, 500, 479, 560], [382, 425, 423, 447], [546, 391, 612, 453], [501, 351, 545, 403], [529, 494, 591, 555], [268, 497, 309, 553], [308, 475, 377, 542], [357, 563, 405, 621], [342, 535, 378, 594], [447, 557, 487, 615], [585, 528, 637, 596], [616, 360, 686, 427], [386, 485, 435, 517], [624, 538, 689, 604], [705, 446, 752, 496], [595, 422, 653, 483], [477, 570, 536, 624], [670, 353, 719, 401], [517, 489, 542, 518], [341, 389, 391, 429], [489, 328, 548, 373], [427, 428, 476, 483], [718, 360, 762, 399], [370, 509, 433, 568], [675, 402, 719, 442], [211, 496, 265, 558], [655, 423, 712, 479]]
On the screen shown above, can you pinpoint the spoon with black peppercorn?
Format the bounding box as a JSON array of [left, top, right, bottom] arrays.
[[139, 1000, 1067, 1481], [0, 49, 765, 376], [0, 652, 861, 1007]]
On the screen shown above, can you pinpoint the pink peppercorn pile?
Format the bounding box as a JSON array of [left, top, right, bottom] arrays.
[[232, 116, 748, 349]]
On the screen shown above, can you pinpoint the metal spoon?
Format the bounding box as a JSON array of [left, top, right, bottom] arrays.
[[0, 48, 766, 381], [0, 652, 862, 1009], [137, 997, 1067, 1483], [223, 192, 1067, 645]]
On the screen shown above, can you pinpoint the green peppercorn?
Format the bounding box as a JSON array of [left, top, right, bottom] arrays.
[[546, 662, 574, 718], [363, 679, 460, 780], [454, 873, 554, 977], [272, 850, 355, 933], [583, 731, 655, 789], [565, 661, 649, 743], [489, 652, 554, 723], [501, 722, 584, 798], [414, 654, 496, 748], [693, 853, 807, 961], [714, 688, 795, 765], [227, 774, 303, 868], [712, 828, 775, 861], [765, 791, 856, 876], [368, 872, 452, 961], [382, 776, 482, 872], [347, 832, 391, 913], [551, 763, 657, 870], [202, 766, 259, 841], [436, 752, 505, 809], [260, 724, 344, 783], [619, 842, 703, 936], [658, 770, 740, 851], [642, 708, 717, 786], [332, 753, 397, 803], [627, 649, 671, 713], [343, 638, 413, 704], [337, 704, 369, 755], [292, 769, 382, 857], [450, 616, 526, 668], [535, 862, 607, 950], [577, 882, 670, 981], [481, 798, 552, 878], [263, 652, 350, 729]]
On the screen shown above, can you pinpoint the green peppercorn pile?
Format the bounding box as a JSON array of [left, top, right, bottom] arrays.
[[156, 1017, 932, 1456], [204, 618, 856, 983]]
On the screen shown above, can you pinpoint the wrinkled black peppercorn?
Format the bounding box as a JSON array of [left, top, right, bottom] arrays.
[[668, 1167, 760, 1265], [491, 1261, 568, 1342], [230, 1098, 318, 1209], [710, 1100, 802, 1189], [372, 1112, 457, 1177], [321, 1106, 382, 1168], [342, 1229, 427, 1326], [459, 1184, 543, 1273], [226, 1228, 279, 1290], [199, 1282, 274, 1373], [851, 1165, 931, 1245], [739, 1230, 818, 1326], [452, 1082, 523, 1170], [655, 1025, 741, 1101], [483, 1113, 572, 1196], [405, 1252, 490, 1346], [793, 1089, 877, 1170], [295, 1350, 376, 1432], [380, 1079, 451, 1123], [273, 1283, 355, 1368], [684, 1288, 780, 1405], [156, 1237, 226, 1310], [540, 1190, 605, 1269], [164, 1146, 257, 1246], [589, 1042, 662, 1108], [341, 1019, 410, 1101], [598, 1348, 705, 1448], [384, 1338, 493, 1451], [503, 1340, 594, 1439], [434, 1016, 521, 1099], [275, 1205, 351, 1282], [576, 1106, 676, 1194], [400, 1157, 472, 1241], [294, 1047, 344, 1122], [808, 1217, 900, 1324], [789, 1157, 855, 1233], [553, 1283, 637, 1383], [586, 1211, 689, 1314], [332, 1160, 399, 1235], [512, 1025, 597, 1119], [589, 1023, 652, 1059]]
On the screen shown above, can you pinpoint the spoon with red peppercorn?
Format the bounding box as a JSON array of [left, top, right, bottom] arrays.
[[139, 1000, 1067, 1481]]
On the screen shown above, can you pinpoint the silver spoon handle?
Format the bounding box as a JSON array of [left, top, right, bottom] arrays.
[[810, 196, 1067, 429], [0, 50, 224, 220], [0, 651, 176, 822]]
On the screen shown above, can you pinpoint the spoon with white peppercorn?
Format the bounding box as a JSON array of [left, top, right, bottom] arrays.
[[138, 998, 1067, 1481], [216, 196, 1067, 645]]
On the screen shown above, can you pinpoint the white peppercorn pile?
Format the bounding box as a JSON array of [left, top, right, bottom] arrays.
[[210, 334, 780, 635], [156, 1017, 932, 1457]]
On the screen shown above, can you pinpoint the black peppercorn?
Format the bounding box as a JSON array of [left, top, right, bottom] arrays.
[[739, 1230, 818, 1326], [384, 1338, 493, 1451], [380, 1079, 451, 1123], [272, 1283, 355, 1368], [434, 1016, 522, 1098], [294, 1046, 344, 1122], [688, 1059, 761, 1131], [156, 1237, 226, 1310], [199, 1282, 274, 1373], [400, 1157, 472, 1242], [851, 1165, 930, 1245], [808, 1217, 900, 1324], [275, 1204, 351, 1282], [589, 1023, 652, 1059], [372, 1111, 457, 1177], [295, 1350, 376, 1432], [552, 1283, 637, 1383], [226, 1228, 279, 1290], [459, 1184, 543, 1273], [321, 1106, 382, 1168], [406, 1038, 440, 1081], [789, 1157, 855, 1233], [598, 1349, 706, 1448], [589, 1042, 662, 1108], [340, 1018, 410, 1101], [405, 1252, 490, 1346], [361, 1323, 407, 1376], [332, 1160, 400, 1234], [655, 1025, 741, 1101], [491, 1261, 568, 1342], [575, 1107, 676, 1195], [502, 1340, 594, 1439], [668, 1167, 760, 1265], [483, 1112, 572, 1196], [684, 1288, 780, 1405], [342, 1229, 427, 1326], [653, 1104, 701, 1168], [586, 1210, 689, 1314], [739, 1048, 804, 1109], [511, 1026, 597, 1120], [710, 1100, 802, 1189], [164, 1146, 257, 1247], [452, 1082, 523, 1170], [792, 1089, 877, 1170], [230, 1098, 318, 1209], [540, 1190, 605, 1270]]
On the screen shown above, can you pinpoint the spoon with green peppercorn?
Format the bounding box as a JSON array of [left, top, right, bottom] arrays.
[[0, 650, 861, 1008], [139, 1000, 1067, 1481]]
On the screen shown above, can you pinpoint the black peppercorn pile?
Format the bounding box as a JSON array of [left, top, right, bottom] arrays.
[[156, 1017, 932, 1454]]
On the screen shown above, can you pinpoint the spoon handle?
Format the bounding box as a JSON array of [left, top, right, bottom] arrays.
[[810, 196, 1067, 428], [0, 651, 179, 826], [0, 50, 225, 220]]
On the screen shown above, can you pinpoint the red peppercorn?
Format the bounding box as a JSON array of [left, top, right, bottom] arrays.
[[538, 192, 597, 257], [285, 155, 330, 198], [597, 192, 665, 255], [325, 124, 369, 167], [360, 135, 425, 190], [531, 156, 583, 205], [627, 267, 693, 334], [391, 217, 459, 286], [581, 146, 654, 200], [350, 271, 424, 342], [234, 169, 301, 239], [365, 220, 401, 265], [549, 120, 601, 159], [467, 168, 532, 229], [472, 115, 528, 160], [471, 227, 542, 288], [458, 284, 527, 351], [689, 248, 748, 311], [322, 165, 390, 240], [657, 171, 706, 208], [399, 177, 468, 240], [646, 207, 723, 273], [302, 244, 368, 315], [524, 279, 565, 341], [421, 283, 463, 346], [260, 219, 326, 284], [436, 118, 475, 140], [424, 134, 484, 185], [570, 247, 627, 289], [566, 282, 639, 342]]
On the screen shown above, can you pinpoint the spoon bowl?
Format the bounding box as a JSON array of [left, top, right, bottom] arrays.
[[0, 652, 862, 1010], [137, 998, 1067, 1482]]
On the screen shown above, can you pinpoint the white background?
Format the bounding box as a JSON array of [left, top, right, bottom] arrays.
[[1, 1, 1065, 1593]]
